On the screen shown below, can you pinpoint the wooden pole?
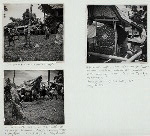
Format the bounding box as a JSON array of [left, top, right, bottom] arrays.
[[13, 70, 15, 84], [28, 4, 33, 46], [114, 20, 117, 55], [48, 70, 50, 87], [44, 11, 45, 24]]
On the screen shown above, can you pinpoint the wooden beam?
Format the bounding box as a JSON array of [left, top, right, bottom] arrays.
[[113, 21, 117, 55], [95, 19, 119, 22]]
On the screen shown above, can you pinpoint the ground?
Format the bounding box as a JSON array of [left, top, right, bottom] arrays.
[[4, 35, 63, 62], [4, 98, 64, 125]]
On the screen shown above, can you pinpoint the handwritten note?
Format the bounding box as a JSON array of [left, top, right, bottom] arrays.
[[86, 65, 149, 88], [11, 63, 55, 66], [4, 125, 65, 136]]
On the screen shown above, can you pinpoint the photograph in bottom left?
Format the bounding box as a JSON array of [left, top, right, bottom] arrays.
[[4, 70, 64, 125]]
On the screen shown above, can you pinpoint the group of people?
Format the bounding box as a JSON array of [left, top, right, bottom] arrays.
[[4, 27, 20, 46], [18, 84, 64, 103], [4, 23, 64, 47]]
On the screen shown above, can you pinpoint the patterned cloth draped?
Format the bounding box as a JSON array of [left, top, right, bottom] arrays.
[[96, 24, 115, 55]]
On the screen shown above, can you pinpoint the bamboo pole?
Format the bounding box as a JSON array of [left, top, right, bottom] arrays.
[[13, 70, 15, 84], [125, 51, 142, 62], [114, 20, 117, 55], [88, 52, 127, 61]]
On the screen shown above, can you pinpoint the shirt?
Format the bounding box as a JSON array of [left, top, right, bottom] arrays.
[[87, 21, 104, 38]]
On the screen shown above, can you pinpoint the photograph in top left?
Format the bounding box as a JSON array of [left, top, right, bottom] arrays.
[[3, 4, 64, 62]]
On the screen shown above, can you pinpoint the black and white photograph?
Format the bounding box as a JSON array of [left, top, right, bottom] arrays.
[[3, 4, 63, 62], [4, 70, 64, 125], [87, 5, 147, 63]]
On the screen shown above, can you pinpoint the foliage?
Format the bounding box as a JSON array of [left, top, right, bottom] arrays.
[[4, 5, 8, 11], [38, 4, 63, 33], [4, 5, 8, 18], [129, 6, 147, 28], [54, 70, 64, 84], [9, 17, 24, 26], [38, 4, 54, 15]]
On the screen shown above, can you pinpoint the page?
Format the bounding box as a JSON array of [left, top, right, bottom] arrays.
[[1, 0, 150, 136]]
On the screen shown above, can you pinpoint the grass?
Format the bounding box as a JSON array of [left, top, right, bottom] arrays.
[[4, 35, 63, 62], [4, 98, 64, 125]]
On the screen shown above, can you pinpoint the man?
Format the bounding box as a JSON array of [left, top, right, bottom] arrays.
[[87, 18, 104, 51], [24, 27, 29, 46], [40, 84, 47, 99], [116, 25, 128, 57], [55, 24, 63, 45], [45, 26, 50, 40], [8, 28, 15, 46], [127, 26, 147, 61]]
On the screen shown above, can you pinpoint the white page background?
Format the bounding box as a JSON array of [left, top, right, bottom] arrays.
[[0, 0, 150, 136]]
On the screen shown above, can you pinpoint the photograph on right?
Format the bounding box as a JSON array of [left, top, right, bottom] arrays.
[[87, 5, 147, 63]]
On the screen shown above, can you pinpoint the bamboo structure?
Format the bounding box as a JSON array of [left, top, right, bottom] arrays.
[[87, 5, 144, 63]]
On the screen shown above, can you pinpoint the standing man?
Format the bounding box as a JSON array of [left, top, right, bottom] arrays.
[[8, 28, 15, 46], [45, 26, 50, 40], [87, 18, 104, 52]]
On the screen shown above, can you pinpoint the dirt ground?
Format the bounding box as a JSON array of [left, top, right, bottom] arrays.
[[4, 35, 63, 62], [4, 98, 64, 125]]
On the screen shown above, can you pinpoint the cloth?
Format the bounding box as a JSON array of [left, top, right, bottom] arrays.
[[87, 24, 96, 38]]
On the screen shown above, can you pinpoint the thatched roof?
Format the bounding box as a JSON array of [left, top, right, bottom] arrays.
[[88, 5, 142, 31], [50, 4, 63, 9]]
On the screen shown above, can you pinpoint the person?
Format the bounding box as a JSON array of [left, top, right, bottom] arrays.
[[55, 24, 63, 45], [116, 25, 128, 57], [24, 26, 29, 46], [45, 26, 50, 40], [128, 28, 146, 44], [11, 87, 24, 119], [40, 84, 47, 98], [128, 27, 147, 59], [87, 18, 104, 52], [8, 28, 15, 46], [129, 5, 138, 20]]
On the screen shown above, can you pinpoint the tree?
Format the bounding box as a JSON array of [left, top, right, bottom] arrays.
[[9, 17, 23, 26], [22, 8, 37, 25], [4, 5, 8, 11], [38, 4, 54, 16], [54, 70, 64, 84], [4, 5, 8, 18], [38, 4, 63, 33]]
